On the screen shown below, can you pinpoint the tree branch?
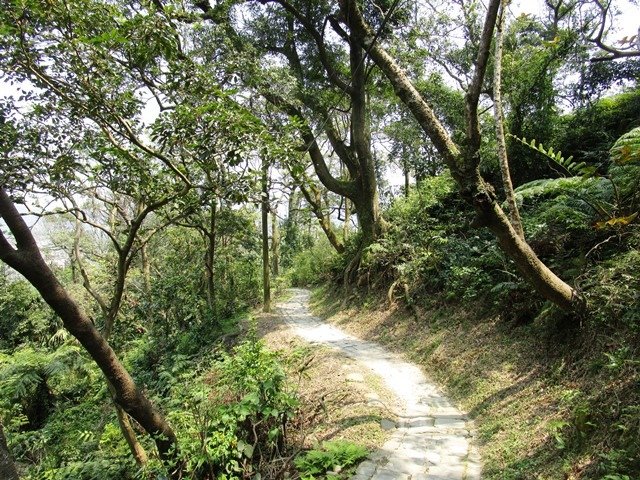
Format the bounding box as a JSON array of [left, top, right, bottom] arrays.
[[0, 188, 38, 253], [268, 0, 353, 94], [587, 1, 640, 61], [261, 91, 357, 198], [465, 0, 501, 155], [339, 0, 460, 168]]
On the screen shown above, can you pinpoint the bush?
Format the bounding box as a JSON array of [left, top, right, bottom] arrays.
[[286, 238, 338, 287], [0, 278, 58, 350], [583, 246, 640, 331], [167, 338, 299, 479], [294, 440, 368, 479]]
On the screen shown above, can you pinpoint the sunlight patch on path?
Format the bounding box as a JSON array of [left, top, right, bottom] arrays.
[[278, 288, 482, 480]]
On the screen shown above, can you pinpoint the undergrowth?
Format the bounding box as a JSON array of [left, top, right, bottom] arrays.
[[298, 160, 640, 478], [294, 440, 368, 479]]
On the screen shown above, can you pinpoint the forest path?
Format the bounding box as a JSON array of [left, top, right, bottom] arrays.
[[277, 288, 481, 480]]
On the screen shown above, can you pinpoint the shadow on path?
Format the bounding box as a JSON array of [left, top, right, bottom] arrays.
[[277, 289, 482, 480]]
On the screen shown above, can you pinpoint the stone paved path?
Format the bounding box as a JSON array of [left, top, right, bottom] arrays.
[[278, 289, 481, 480]]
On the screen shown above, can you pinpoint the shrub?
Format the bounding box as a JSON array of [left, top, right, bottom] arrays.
[[583, 247, 640, 331], [0, 278, 58, 350], [286, 238, 338, 287], [294, 440, 368, 479], [167, 338, 299, 479]]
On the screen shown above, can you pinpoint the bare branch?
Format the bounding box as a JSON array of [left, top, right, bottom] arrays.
[[587, 1, 640, 61]]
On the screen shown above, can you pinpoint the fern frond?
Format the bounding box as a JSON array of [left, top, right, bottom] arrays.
[[610, 126, 640, 165], [509, 134, 595, 178]]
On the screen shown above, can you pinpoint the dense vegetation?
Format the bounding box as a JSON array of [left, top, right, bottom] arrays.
[[306, 138, 640, 477], [1, 0, 639, 478]]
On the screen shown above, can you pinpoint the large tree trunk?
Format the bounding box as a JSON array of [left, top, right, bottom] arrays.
[[0, 422, 19, 480], [352, 193, 381, 248], [349, 21, 384, 248], [341, 0, 584, 313], [0, 188, 179, 470]]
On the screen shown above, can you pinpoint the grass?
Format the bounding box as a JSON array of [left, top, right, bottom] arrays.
[[310, 285, 640, 479]]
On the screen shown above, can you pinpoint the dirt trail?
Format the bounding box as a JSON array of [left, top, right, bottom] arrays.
[[277, 288, 481, 480]]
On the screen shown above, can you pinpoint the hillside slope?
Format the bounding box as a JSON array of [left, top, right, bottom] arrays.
[[311, 286, 640, 480]]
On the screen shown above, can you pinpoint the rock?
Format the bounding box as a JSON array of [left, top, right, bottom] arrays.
[[380, 418, 397, 430]]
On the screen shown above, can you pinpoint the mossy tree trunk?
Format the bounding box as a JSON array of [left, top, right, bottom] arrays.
[[493, 0, 525, 238], [341, 0, 584, 314]]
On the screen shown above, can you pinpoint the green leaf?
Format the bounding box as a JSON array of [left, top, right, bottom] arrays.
[[509, 134, 594, 178], [610, 126, 640, 165]]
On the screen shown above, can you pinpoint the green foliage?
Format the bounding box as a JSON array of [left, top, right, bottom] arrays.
[[360, 174, 518, 310], [515, 176, 611, 243], [597, 447, 639, 479], [610, 126, 640, 166], [554, 89, 640, 169], [286, 237, 339, 287], [582, 248, 640, 331], [0, 344, 95, 430], [294, 440, 368, 479], [281, 220, 315, 270], [0, 278, 58, 350], [0, 342, 136, 480], [510, 135, 595, 178], [500, 14, 575, 184], [136, 207, 261, 349], [1, 0, 639, 478], [166, 338, 298, 479], [361, 173, 457, 290], [547, 419, 571, 450], [37, 457, 132, 480]]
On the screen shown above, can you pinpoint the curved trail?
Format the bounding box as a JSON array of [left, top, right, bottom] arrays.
[[278, 289, 481, 480]]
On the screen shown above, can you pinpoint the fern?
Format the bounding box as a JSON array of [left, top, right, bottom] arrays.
[[0, 344, 90, 404], [509, 134, 595, 177], [295, 440, 368, 479], [610, 126, 640, 165]]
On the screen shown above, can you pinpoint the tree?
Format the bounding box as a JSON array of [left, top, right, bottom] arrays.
[[0, 0, 258, 470], [493, 0, 524, 238], [190, 0, 387, 251], [0, 187, 178, 467], [340, 0, 585, 313], [586, 0, 640, 62], [56, 190, 185, 466]]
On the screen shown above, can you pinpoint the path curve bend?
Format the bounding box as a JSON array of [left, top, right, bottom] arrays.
[[278, 288, 481, 480]]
